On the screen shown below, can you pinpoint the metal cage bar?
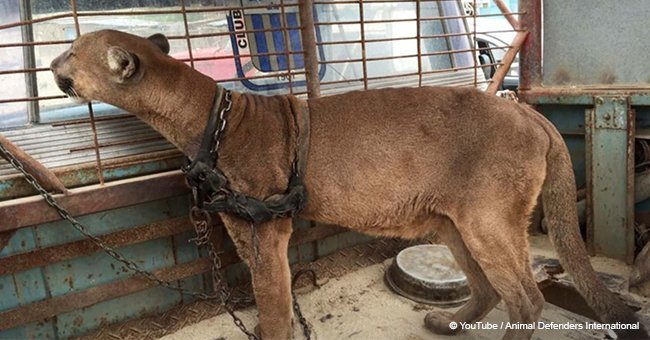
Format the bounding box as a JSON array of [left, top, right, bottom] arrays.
[[0, 0, 525, 336]]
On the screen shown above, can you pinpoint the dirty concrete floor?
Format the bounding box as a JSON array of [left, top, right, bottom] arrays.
[[161, 256, 618, 340]]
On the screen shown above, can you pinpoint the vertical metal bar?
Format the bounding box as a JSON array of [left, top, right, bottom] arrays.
[[70, 0, 81, 40], [472, 0, 477, 88], [438, 1, 453, 69], [585, 112, 594, 255], [415, 0, 422, 87], [85, 105, 104, 185], [70, 0, 105, 185], [626, 106, 636, 264], [519, 0, 541, 90], [19, 0, 39, 123], [179, 0, 195, 69], [298, 0, 321, 98], [586, 96, 635, 263], [359, 0, 368, 90], [279, 0, 294, 94]]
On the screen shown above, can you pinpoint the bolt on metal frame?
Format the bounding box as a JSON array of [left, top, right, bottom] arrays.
[[519, 0, 650, 263], [0, 1, 524, 334]]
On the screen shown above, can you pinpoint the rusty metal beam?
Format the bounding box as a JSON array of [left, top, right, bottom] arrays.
[[1, 219, 345, 278], [2, 149, 183, 200], [585, 96, 636, 263], [0, 219, 347, 330], [299, 0, 321, 98], [486, 30, 528, 95], [0, 134, 68, 194], [0, 257, 221, 331], [0, 217, 193, 276], [519, 0, 542, 91], [0, 170, 189, 232]]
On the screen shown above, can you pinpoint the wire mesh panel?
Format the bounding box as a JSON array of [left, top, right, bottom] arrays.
[[0, 0, 522, 197], [0, 0, 524, 337]]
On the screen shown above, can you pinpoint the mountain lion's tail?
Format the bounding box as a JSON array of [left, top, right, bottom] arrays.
[[541, 122, 648, 339]]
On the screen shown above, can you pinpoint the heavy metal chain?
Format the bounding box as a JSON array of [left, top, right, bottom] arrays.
[[0, 141, 207, 297], [0, 90, 313, 339], [190, 89, 312, 339], [0, 91, 311, 340], [211, 89, 232, 157], [291, 269, 320, 340], [0, 139, 259, 339], [189, 208, 259, 339]]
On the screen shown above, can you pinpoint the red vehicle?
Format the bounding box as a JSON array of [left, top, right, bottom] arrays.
[[171, 47, 256, 82]]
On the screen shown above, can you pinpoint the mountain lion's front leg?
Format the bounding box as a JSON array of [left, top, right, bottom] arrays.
[[221, 216, 294, 339]]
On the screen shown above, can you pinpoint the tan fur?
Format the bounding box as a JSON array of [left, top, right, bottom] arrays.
[[50, 30, 648, 340]]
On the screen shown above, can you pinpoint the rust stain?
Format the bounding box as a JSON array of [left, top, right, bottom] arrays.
[[553, 68, 572, 85], [0, 134, 69, 195], [1, 170, 188, 233], [0, 230, 15, 253], [0, 258, 213, 330], [64, 277, 74, 290], [600, 71, 617, 84]]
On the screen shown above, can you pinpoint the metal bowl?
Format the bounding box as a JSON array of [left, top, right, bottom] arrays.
[[385, 244, 471, 306]]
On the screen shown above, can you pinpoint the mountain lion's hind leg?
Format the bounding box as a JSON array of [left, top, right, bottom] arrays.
[[454, 208, 544, 340], [424, 216, 500, 335]]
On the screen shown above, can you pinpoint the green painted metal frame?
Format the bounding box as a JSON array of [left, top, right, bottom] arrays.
[[585, 96, 635, 263], [0, 168, 367, 338], [519, 0, 650, 263], [0, 193, 361, 338]]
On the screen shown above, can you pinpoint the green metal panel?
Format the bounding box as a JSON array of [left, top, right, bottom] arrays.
[[1, 194, 379, 338], [585, 96, 635, 263], [524, 93, 650, 106], [0, 195, 200, 338]]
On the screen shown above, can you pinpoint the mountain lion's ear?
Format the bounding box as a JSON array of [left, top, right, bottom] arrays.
[[147, 33, 170, 54], [107, 46, 140, 82]]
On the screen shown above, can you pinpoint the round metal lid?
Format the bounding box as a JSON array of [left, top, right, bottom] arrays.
[[385, 244, 471, 306]]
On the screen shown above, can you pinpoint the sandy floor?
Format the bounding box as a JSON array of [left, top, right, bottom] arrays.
[[162, 257, 616, 340]]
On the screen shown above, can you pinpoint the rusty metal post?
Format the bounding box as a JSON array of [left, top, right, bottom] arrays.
[[179, 0, 195, 69], [519, 0, 541, 91], [298, 0, 321, 98], [485, 30, 528, 95], [585, 96, 636, 263], [19, 0, 39, 122], [278, 0, 295, 94]]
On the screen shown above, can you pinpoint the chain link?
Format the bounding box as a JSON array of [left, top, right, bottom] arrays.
[[212, 90, 232, 157], [0, 87, 311, 339], [194, 89, 311, 339], [0, 138, 260, 338], [189, 211, 258, 339], [0, 138, 221, 299]]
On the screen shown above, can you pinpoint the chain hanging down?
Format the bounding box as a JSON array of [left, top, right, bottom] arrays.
[[0, 89, 313, 340], [185, 88, 313, 339], [0, 137, 260, 339]]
